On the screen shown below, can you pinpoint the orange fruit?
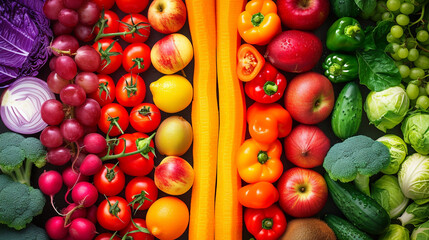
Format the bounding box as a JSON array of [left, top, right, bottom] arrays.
[[146, 196, 189, 240]]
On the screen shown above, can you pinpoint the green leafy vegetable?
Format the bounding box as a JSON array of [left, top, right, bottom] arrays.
[[398, 202, 429, 227], [363, 20, 394, 51], [376, 134, 408, 174], [379, 224, 410, 240], [398, 153, 429, 204], [411, 220, 429, 240], [401, 112, 429, 155], [354, 0, 377, 15], [371, 175, 409, 218]]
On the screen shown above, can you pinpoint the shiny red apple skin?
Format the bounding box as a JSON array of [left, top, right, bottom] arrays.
[[277, 0, 330, 30], [284, 72, 334, 124], [148, 0, 187, 34], [277, 167, 328, 218]]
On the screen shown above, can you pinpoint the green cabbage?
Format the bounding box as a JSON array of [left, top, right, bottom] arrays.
[[401, 112, 429, 155], [376, 134, 408, 174], [371, 175, 409, 218], [398, 202, 429, 227], [398, 153, 429, 204], [379, 224, 410, 240], [411, 220, 429, 240]]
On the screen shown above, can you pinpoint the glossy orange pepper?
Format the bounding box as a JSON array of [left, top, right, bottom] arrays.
[[237, 0, 282, 45], [238, 181, 279, 209], [247, 102, 293, 144], [237, 138, 283, 183]]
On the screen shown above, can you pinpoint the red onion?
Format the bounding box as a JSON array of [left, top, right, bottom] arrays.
[[1, 77, 55, 134]]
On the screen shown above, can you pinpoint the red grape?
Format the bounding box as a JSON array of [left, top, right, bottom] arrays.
[[58, 9, 79, 28], [60, 119, 84, 142], [75, 46, 101, 72], [75, 72, 99, 94], [47, 72, 69, 94], [78, 2, 100, 26], [41, 99, 65, 125], [43, 0, 64, 20], [51, 35, 79, 56], [75, 98, 101, 127], [74, 24, 95, 42], [47, 147, 72, 166], [60, 84, 86, 106], [40, 126, 63, 148], [53, 21, 74, 36], [49, 57, 58, 71], [63, 0, 85, 9], [55, 56, 77, 80]]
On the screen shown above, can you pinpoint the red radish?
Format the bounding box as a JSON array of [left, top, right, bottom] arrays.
[[73, 152, 87, 169], [68, 218, 96, 240], [86, 205, 98, 223], [62, 203, 87, 223], [83, 133, 107, 154], [38, 170, 63, 214], [45, 216, 68, 240], [284, 124, 331, 168], [71, 182, 98, 207], [80, 154, 103, 176], [62, 166, 88, 188]]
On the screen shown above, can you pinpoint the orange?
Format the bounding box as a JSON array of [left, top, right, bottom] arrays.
[[146, 196, 189, 240]]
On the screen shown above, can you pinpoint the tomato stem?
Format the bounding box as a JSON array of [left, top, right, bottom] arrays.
[[105, 162, 120, 182], [98, 82, 111, 101], [94, 12, 150, 42], [101, 133, 156, 161], [128, 190, 152, 214]]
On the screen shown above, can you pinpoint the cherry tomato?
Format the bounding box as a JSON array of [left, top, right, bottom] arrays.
[[116, 73, 146, 107], [118, 14, 150, 43], [114, 132, 155, 176], [116, 0, 149, 14], [125, 176, 158, 211], [94, 10, 119, 38], [237, 44, 265, 82], [88, 74, 115, 107], [98, 103, 129, 137], [90, 0, 115, 10], [129, 103, 161, 133], [93, 39, 123, 75], [94, 163, 125, 196], [123, 43, 151, 73], [94, 233, 120, 240], [97, 196, 131, 231], [119, 218, 154, 240]]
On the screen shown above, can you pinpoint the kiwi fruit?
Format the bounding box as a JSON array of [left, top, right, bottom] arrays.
[[281, 218, 336, 240]]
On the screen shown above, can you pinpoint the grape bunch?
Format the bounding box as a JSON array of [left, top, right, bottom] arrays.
[[43, 0, 100, 42], [368, 0, 429, 109]]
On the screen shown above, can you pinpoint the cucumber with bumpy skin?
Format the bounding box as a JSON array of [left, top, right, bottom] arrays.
[[324, 214, 373, 240], [331, 82, 362, 140]]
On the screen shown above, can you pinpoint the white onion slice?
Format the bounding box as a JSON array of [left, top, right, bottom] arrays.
[[1, 76, 55, 134]]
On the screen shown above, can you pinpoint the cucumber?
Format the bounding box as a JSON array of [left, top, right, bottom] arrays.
[[331, 82, 362, 140], [324, 214, 373, 240], [324, 174, 390, 235], [330, 0, 361, 18]]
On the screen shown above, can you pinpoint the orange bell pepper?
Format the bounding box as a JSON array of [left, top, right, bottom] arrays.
[[238, 181, 279, 209], [237, 138, 283, 183], [237, 0, 282, 45], [247, 102, 293, 144]]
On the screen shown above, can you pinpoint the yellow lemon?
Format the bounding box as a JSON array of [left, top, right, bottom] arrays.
[[150, 75, 193, 113]]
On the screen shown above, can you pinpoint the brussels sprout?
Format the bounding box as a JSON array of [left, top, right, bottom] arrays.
[[372, 175, 409, 218], [411, 220, 429, 240], [401, 112, 429, 155], [377, 134, 408, 174], [398, 202, 429, 227], [379, 224, 410, 240], [398, 153, 429, 203], [364, 86, 410, 132]]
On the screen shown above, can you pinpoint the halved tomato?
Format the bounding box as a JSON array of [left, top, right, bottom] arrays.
[[237, 44, 265, 82]]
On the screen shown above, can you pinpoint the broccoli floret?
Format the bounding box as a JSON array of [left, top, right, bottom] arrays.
[[0, 132, 47, 186], [323, 135, 390, 195], [0, 223, 48, 240], [0, 175, 45, 231]]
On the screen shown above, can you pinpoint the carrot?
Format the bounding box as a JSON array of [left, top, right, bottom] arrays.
[[185, 0, 218, 240], [215, 0, 247, 239]]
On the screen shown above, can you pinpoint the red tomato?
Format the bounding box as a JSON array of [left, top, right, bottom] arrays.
[[237, 44, 265, 82], [94, 163, 125, 196], [118, 14, 150, 43], [88, 74, 115, 107], [122, 43, 151, 73], [90, 0, 115, 10], [129, 103, 161, 133], [94, 233, 120, 240], [116, 73, 146, 107], [116, 0, 149, 13], [97, 196, 131, 231], [98, 103, 129, 136], [93, 39, 123, 75], [114, 132, 155, 176], [119, 218, 154, 240], [125, 176, 158, 211], [94, 10, 119, 38]]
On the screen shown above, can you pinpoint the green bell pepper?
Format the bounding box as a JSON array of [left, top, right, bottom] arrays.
[[326, 17, 365, 52], [322, 53, 358, 83]]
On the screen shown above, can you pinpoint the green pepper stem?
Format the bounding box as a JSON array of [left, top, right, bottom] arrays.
[[328, 63, 342, 76], [262, 218, 273, 230], [251, 12, 264, 27], [344, 24, 361, 38], [263, 81, 278, 96], [257, 150, 270, 164]]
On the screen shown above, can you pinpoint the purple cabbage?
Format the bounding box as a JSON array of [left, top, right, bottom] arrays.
[[0, 0, 52, 87]]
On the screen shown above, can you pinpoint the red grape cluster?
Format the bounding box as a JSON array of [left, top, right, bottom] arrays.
[[43, 0, 100, 42]]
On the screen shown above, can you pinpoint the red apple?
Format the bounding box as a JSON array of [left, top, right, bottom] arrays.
[[284, 72, 334, 124], [277, 0, 330, 30], [148, 0, 187, 34], [265, 30, 322, 73], [277, 167, 328, 218], [154, 156, 194, 195], [284, 124, 330, 168]]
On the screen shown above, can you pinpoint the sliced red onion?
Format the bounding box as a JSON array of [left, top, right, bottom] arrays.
[[1, 77, 55, 134]]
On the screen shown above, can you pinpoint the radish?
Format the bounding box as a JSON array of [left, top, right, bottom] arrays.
[[62, 203, 87, 223], [68, 218, 96, 240], [62, 166, 88, 188], [45, 216, 68, 240], [38, 170, 63, 214], [71, 181, 98, 207], [79, 154, 102, 176], [84, 133, 107, 154], [86, 204, 98, 223]]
